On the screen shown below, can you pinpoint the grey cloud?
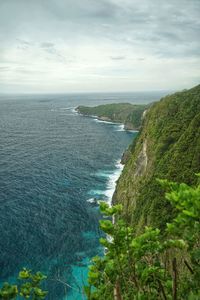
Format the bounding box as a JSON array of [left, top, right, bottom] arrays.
[[15, 69, 47, 75], [0, 66, 11, 72], [43, 48, 66, 62], [40, 42, 55, 48], [15, 39, 34, 50], [0, 0, 199, 92], [0, 0, 199, 58], [110, 56, 126, 60], [17, 39, 33, 46], [43, 0, 119, 21], [39, 42, 67, 63]]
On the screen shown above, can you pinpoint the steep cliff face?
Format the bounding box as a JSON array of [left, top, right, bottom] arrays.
[[113, 85, 200, 232]]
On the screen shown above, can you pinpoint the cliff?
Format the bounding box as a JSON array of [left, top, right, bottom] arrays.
[[113, 84, 200, 232], [76, 103, 148, 130]]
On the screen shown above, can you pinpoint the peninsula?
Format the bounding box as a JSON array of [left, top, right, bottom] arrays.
[[76, 103, 148, 130]]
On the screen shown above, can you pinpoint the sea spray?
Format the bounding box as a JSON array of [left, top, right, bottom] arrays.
[[87, 159, 124, 207], [104, 159, 124, 207]]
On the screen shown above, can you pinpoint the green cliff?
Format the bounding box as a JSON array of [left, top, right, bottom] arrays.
[[76, 103, 147, 130], [113, 84, 200, 232], [85, 85, 200, 299]]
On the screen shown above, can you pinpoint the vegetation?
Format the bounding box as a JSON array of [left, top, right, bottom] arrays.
[[0, 269, 47, 300], [76, 103, 148, 130], [85, 176, 200, 299], [2, 85, 199, 299], [114, 84, 200, 232]]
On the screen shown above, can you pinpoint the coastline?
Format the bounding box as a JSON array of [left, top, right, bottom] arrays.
[[64, 107, 131, 300], [75, 107, 139, 132], [66, 161, 124, 300], [86, 158, 125, 207], [70, 106, 136, 209], [72, 106, 137, 207]]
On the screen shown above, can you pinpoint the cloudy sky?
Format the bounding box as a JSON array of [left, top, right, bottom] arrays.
[[0, 0, 200, 93]]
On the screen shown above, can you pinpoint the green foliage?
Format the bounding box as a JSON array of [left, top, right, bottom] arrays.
[[0, 283, 18, 300], [76, 103, 147, 130], [0, 269, 47, 300], [86, 178, 200, 299], [114, 84, 200, 232]]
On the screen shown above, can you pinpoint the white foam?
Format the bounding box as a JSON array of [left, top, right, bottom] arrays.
[[93, 118, 118, 125], [92, 160, 123, 205], [128, 129, 139, 133], [95, 170, 113, 178], [86, 198, 96, 204], [50, 107, 77, 114], [87, 160, 123, 207], [115, 124, 125, 131], [115, 124, 139, 133], [92, 119, 137, 133], [88, 189, 105, 196], [104, 159, 124, 206], [71, 107, 79, 114], [59, 107, 74, 110], [86, 198, 100, 205]]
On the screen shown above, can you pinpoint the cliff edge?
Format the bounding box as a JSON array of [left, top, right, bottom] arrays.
[[113, 84, 200, 232]]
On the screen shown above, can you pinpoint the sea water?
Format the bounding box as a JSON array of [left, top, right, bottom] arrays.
[[0, 92, 165, 299]]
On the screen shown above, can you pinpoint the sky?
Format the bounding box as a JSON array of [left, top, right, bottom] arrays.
[[0, 0, 200, 93]]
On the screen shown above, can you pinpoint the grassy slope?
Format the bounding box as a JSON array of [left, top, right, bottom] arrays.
[[113, 84, 200, 232], [76, 103, 147, 130]]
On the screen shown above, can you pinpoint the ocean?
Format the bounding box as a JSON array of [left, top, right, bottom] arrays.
[[0, 91, 166, 299]]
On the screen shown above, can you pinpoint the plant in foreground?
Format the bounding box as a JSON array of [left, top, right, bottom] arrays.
[[85, 176, 200, 299], [0, 268, 47, 300]]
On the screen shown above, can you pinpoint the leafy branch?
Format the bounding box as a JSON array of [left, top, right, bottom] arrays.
[[85, 176, 200, 299], [0, 269, 47, 300]]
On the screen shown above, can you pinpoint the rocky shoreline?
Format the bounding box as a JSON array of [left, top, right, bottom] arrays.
[[75, 106, 140, 131]]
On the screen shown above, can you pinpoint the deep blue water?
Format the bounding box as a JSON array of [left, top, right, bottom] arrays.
[[0, 92, 166, 299]]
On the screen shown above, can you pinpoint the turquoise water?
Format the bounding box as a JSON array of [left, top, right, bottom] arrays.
[[0, 92, 164, 299]]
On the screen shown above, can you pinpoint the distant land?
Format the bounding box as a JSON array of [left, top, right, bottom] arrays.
[[76, 103, 149, 130]]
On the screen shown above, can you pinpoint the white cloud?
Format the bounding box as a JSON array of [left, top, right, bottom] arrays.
[[0, 0, 199, 93]]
